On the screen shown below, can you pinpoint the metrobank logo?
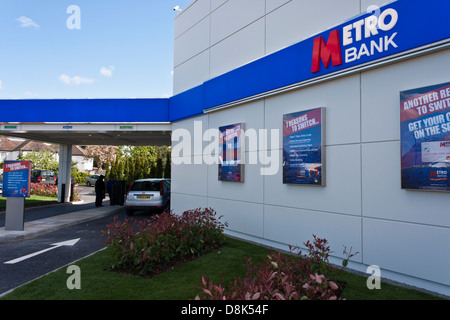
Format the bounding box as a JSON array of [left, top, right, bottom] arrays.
[[311, 7, 399, 73]]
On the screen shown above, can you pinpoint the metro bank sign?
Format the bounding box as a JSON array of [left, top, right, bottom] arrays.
[[312, 8, 399, 73]]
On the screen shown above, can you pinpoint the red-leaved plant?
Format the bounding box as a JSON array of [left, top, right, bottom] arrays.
[[195, 235, 343, 300]]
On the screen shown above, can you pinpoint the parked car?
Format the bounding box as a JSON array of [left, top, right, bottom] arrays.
[[31, 169, 57, 185], [125, 178, 170, 216], [85, 175, 99, 187]]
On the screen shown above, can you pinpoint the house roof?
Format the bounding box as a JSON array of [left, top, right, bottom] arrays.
[[13, 140, 58, 152], [0, 136, 87, 156], [0, 136, 21, 151]]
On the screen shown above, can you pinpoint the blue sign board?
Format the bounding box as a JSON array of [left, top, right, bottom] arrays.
[[218, 123, 244, 182], [283, 108, 325, 186], [400, 82, 450, 191], [3, 161, 32, 197]]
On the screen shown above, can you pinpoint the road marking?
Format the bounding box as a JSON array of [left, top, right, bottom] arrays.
[[4, 238, 80, 264]]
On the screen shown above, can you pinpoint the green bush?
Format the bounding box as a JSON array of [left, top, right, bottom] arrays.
[[72, 171, 90, 184], [102, 208, 228, 277]]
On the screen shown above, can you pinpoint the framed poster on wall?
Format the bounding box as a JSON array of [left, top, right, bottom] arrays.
[[400, 82, 450, 191], [218, 122, 244, 182], [283, 107, 325, 186]]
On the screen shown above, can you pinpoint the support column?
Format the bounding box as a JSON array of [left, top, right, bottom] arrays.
[[58, 144, 72, 203], [5, 198, 25, 231]]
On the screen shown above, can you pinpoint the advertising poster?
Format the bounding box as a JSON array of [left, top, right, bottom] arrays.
[[283, 107, 325, 186], [218, 123, 244, 182], [400, 82, 450, 191], [3, 160, 32, 197]]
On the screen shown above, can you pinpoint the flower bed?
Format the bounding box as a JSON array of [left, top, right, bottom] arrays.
[[195, 235, 350, 300], [30, 182, 80, 201], [102, 208, 228, 277], [30, 183, 58, 197]]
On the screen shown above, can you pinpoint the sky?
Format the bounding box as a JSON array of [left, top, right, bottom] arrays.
[[0, 0, 193, 100]]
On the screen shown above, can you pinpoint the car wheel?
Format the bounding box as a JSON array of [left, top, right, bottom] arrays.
[[86, 181, 91, 187]]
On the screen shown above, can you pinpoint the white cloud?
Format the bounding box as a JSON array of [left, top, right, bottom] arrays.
[[17, 16, 40, 29], [0, 80, 3, 89], [25, 91, 39, 97], [100, 66, 115, 77], [59, 74, 94, 85]]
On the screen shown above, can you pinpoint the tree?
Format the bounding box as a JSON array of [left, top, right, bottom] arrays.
[[17, 150, 59, 171], [84, 146, 118, 170], [164, 150, 171, 178]]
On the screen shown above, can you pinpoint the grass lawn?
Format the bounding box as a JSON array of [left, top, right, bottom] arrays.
[[0, 237, 444, 301], [0, 194, 58, 210]]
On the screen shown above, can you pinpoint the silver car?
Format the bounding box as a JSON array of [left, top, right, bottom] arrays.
[[85, 175, 100, 187], [125, 178, 170, 216]]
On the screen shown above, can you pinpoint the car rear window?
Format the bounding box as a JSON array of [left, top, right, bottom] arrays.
[[42, 171, 55, 177], [130, 181, 161, 192]]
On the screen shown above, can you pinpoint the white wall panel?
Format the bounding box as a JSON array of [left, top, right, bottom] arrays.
[[363, 218, 450, 286], [171, 155, 208, 196], [264, 205, 362, 261], [265, 75, 361, 147], [207, 99, 265, 153], [173, 50, 210, 95], [174, 0, 210, 39], [174, 16, 210, 67], [265, 0, 359, 55], [208, 197, 264, 237], [207, 151, 264, 203], [210, 18, 265, 79], [266, 0, 290, 13], [361, 50, 450, 143], [264, 145, 362, 216], [171, 193, 209, 215], [360, 0, 396, 13], [210, 0, 265, 45], [172, 114, 209, 157], [362, 140, 450, 227], [211, 0, 228, 12]]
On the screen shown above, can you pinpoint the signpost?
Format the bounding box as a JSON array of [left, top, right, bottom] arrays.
[[3, 160, 32, 231]]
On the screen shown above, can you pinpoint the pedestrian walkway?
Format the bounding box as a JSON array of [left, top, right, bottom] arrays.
[[0, 204, 123, 244]]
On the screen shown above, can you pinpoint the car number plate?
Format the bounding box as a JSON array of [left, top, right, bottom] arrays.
[[138, 195, 151, 199]]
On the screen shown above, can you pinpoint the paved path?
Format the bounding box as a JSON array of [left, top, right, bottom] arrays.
[[0, 185, 121, 244]]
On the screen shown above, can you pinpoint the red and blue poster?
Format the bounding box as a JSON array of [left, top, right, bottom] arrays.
[[219, 123, 244, 182], [3, 160, 32, 197], [283, 108, 325, 186], [400, 82, 450, 191]]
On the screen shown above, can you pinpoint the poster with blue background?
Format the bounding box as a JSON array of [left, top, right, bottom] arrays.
[[283, 108, 325, 185], [400, 82, 450, 191], [3, 161, 31, 197], [218, 123, 244, 182]]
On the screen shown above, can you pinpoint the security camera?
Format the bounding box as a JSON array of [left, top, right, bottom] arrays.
[[173, 5, 182, 11]]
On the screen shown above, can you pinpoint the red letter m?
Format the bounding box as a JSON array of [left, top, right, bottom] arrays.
[[311, 29, 343, 73]]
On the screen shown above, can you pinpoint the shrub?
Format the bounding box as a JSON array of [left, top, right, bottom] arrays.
[[102, 208, 228, 277], [30, 183, 58, 197], [30, 182, 80, 201], [195, 235, 343, 300], [73, 171, 90, 185]]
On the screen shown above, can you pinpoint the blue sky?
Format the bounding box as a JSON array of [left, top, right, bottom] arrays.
[[0, 0, 193, 99]]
